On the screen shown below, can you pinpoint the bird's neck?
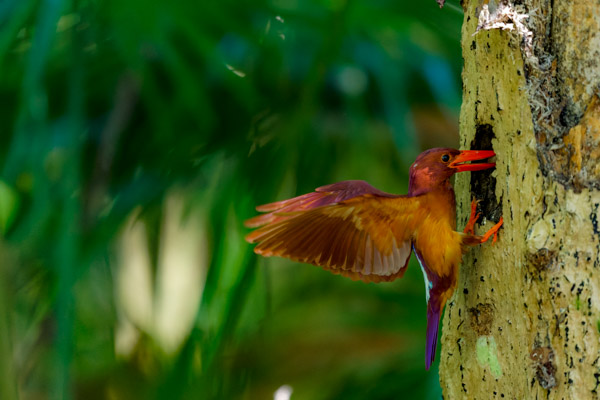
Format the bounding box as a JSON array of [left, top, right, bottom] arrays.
[[409, 179, 457, 225], [408, 177, 454, 198]]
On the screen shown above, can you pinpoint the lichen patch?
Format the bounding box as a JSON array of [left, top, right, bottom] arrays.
[[474, 1, 533, 58], [476, 336, 504, 379]]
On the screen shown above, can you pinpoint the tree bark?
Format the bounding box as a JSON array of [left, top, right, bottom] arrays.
[[440, 1, 600, 398]]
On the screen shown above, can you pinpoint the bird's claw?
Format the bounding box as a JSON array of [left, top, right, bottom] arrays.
[[464, 198, 481, 235], [480, 217, 504, 245]]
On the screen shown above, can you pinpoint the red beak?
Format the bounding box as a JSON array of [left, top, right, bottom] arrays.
[[449, 150, 496, 172]]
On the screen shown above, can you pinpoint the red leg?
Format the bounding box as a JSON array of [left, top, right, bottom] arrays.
[[480, 217, 504, 244], [463, 199, 481, 235]]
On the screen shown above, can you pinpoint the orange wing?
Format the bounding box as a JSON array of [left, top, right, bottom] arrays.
[[245, 193, 424, 283], [245, 180, 396, 228]]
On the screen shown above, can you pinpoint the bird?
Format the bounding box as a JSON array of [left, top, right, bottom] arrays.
[[244, 148, 503, 369]]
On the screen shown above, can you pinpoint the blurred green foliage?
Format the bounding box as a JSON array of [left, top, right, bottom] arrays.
[[0, 0, 463, 399]]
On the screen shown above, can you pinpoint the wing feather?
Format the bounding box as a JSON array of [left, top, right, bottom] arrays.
[[373, 243, 384, 275], [245, 180, 398, 228], [363, 236, 373, 276], [352, 229, 366, 273], [339, 226, 355, 270], [247, 193, 422, 283]]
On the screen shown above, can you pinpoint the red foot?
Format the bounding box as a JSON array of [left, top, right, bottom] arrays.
[[480, 217, 504, 245], [464, 199, 481, 235]]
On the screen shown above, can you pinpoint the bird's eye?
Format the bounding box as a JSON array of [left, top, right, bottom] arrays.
[[441, 154, 450, 163]]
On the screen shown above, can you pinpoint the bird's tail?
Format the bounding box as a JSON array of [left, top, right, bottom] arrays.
[[425, 303, 442, 370]]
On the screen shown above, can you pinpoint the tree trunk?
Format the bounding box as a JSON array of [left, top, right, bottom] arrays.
[[440, 1, 600, 398]]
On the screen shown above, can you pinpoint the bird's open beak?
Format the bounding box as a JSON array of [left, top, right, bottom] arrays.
[[449, 150, 496, 172]]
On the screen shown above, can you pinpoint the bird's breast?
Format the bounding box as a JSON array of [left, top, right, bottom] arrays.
[[412, 194, 462, 287]]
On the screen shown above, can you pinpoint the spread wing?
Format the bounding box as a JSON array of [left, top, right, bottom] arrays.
[[245, 180, 396, 228], [245, 191, 423, 283]]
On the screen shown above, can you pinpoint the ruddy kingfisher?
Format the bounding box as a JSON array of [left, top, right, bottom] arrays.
[[245, 148, 503, 369]]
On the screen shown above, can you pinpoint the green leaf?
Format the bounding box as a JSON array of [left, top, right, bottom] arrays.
[[0, 180, 19, 235]]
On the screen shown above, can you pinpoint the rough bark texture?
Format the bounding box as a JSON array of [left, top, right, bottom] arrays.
[[440, 0, 600, 398]]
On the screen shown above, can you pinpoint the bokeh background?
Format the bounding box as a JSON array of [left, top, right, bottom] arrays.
[[0, 0, 463, 399]]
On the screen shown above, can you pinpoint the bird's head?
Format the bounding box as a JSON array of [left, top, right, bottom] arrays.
[[408, 148, 495, 195]]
